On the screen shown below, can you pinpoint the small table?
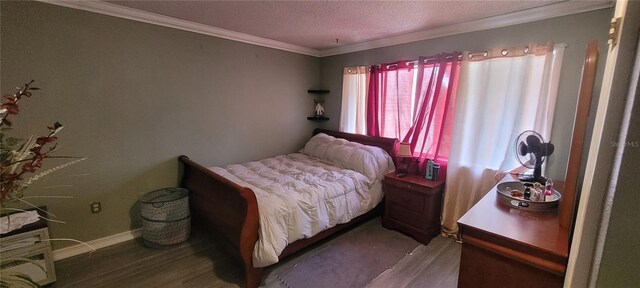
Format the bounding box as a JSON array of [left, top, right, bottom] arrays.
[[382, 172, 445, 245], [0, 208, 57, 286]]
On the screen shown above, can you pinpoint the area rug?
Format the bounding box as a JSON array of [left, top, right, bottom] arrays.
[[261, 217, 420, 288]]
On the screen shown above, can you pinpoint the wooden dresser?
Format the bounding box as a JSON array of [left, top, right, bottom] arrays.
[[457, 175, 568, 288], [382, 172, 445, 245]]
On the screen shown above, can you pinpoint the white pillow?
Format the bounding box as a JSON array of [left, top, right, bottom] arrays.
[[300, 133, 395, 179]]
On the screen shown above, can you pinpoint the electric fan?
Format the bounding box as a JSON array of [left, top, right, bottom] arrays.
[[514, 130, 555, 184]]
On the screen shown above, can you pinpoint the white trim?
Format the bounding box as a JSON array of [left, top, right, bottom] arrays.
[[38, 0, 613, 58], [36, 0, 321, 57], [564, 0, 629, 286], [52, 228, 142, 261], [319, 1, 614, 57]]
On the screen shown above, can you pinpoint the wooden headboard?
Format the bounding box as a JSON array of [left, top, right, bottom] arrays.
[[312, 128, 399, 163]]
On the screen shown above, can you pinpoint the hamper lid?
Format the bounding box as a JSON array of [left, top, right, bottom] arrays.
[[140, 187, 189, 204]]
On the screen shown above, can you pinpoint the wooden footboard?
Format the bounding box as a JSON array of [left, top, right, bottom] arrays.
[[178, 155, 263, 288]]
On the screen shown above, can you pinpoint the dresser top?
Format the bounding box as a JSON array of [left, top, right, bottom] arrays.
[[458, 175, 569, 259]]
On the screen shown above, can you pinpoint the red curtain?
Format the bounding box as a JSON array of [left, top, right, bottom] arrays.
[[403, 53, 461, 176], [366, 65, 381, 137], [366, 60, 415, 139], [367, 53, 461, 176]]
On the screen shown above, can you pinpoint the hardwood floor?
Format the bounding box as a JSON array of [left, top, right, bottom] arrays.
[[54, 228, 244, 288], [53, 218, 460, 288], [366, 237, 461, 288]]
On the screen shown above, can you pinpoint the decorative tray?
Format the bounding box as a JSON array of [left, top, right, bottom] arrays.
[[495, 181, 561, 211]]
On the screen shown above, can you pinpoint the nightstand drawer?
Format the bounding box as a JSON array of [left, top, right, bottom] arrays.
[[387, 205, 427, 231], [385, 186, 425, 213], [384, 178, 430, 193]]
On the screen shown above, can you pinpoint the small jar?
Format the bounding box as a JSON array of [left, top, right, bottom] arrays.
[[544, 178, 554, 202], [533, 189, 543, 201], [432, 163, 440, 181]]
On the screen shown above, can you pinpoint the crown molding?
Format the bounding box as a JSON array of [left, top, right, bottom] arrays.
[[38, 1, 613, 58], [37, 0, 322, 57], [318, 1, 614, 57]]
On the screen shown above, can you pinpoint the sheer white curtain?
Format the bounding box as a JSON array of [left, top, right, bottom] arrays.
[[340, 66, 369, 134], [442, 43, 565, 235]]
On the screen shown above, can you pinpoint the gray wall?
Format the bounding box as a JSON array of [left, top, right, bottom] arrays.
[[0, 1, 614, 249], [595, 72, 640, 288], [0, 1, 321, 247], [319, 9, 612, 181]]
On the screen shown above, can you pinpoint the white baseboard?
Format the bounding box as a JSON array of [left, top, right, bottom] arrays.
[[52, 228, 142, 261]]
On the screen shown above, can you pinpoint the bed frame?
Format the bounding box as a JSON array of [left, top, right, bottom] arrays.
[[178, 128, 398, 288]]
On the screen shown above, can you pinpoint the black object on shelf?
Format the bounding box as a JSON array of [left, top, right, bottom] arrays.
[[307, 116, 330, 121], [308, 89, 330, 94]]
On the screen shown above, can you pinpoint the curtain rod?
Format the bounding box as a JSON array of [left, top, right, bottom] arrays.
[[374, 43, 568, 68], [406, 54, 460, 65], [378, 54, 459, 69], [464, 42, 567, 61]]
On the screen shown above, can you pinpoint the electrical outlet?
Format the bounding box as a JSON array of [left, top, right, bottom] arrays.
[[90, 201, 102, 214]]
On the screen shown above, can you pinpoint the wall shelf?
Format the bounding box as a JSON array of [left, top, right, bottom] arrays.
[[307, 89, 330, 94], [308, 89, 329, 121], [307, 116, 330, 121]]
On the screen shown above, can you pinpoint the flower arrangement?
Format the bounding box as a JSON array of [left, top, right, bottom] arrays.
[[1, 81, 92, 287], [1, 80, 85, 208]]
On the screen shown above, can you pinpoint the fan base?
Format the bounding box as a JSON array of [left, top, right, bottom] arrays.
[[518, 174, 547, 185]]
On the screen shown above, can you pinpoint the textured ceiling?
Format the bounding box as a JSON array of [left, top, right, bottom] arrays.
[[106, 0, 571, 50]]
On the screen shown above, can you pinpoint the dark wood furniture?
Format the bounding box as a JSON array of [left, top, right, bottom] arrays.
[[307, 89, 330, 94], [457, 175, 569, 288], [307, 116, 330, 121], [179, 129, 397, 288], [382, 173, 445, 245]]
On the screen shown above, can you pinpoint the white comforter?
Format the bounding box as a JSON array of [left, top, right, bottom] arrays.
[[209, 133, 395, 267]]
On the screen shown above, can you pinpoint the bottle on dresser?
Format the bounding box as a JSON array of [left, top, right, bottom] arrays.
[[425, 159, 434, 180], [544, 178, 554, 202], [432, 163, 440, 181]]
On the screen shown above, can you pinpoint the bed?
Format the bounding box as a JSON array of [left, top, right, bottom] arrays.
[[178, 129, 398, 288]]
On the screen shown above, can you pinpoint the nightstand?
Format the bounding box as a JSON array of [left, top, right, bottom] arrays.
[[382, 172, 445, 245]]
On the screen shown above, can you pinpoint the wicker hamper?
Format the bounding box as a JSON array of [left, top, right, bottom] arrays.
[[139, 187, 190, 247]]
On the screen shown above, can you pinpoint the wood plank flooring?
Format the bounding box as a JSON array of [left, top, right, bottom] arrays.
[[52, 218, 460, 288], [366, 236, 461, 288]]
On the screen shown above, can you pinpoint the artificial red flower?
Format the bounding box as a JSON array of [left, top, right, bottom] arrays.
[[36, 136, 57, 146], [1, 102, 19, 114], [22, 163, 37, 173]]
